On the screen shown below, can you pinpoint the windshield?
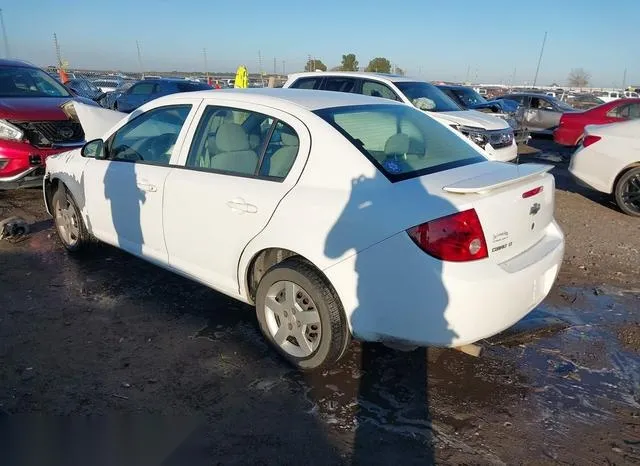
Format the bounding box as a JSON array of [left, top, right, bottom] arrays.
[[0, 66, 71, 98], [552, 97, 574, 111], [315, 104, 484, 181], [451, 87, 487, 107], [394, 82, 462, 112]]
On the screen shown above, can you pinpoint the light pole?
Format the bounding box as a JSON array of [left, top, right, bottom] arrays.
[[0, 9, 9, 58]]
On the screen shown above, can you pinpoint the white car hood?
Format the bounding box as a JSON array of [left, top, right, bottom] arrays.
[[435, 110, 509, 130], [74, 101, 126, 141]]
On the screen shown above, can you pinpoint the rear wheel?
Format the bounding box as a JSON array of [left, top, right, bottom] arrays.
[[255, 258, 350, 371], [52, 185, 90, 252], [614, 167, 640, 217]]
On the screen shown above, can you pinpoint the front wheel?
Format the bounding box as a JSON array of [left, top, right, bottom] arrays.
[[52, 185, 90, 253], [614, 167, 640, 217], [255, 258, 350, 371]]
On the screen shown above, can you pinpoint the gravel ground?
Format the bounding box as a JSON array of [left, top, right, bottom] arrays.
[[1, 137, 639, 465]]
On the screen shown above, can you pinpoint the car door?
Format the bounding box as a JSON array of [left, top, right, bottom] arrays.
[[163, 100, 311, 297], [83, 99, 199, 264]]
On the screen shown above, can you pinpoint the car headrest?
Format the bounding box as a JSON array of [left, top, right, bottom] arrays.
[[280, 129, 298, 146], [215, 123, 250, 152], [384, 133, 410, 155]]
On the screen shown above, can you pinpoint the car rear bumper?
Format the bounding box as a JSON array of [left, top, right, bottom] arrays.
[[324, 220, 564, 348], [0, 141, 81, 189], [553, 127, 579, 146]]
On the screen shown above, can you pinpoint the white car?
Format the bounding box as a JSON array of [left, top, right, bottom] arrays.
[[283, 72, 518, 162], [44, 89, 564, 370], [91, 79, 122, 94], [569, 119, 640, 216], [595, 90, 623, 103]]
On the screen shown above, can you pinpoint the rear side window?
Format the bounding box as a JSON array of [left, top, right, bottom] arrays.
[[130, 83, 156, 95], [323, 77, 357, 93], [289, 77, 321, 89], [176, 82, 211, 92], [315, 104, 484, 181]]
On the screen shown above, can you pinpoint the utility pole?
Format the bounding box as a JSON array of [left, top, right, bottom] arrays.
[[307, 54, 312, 72], [622, 68, 627, 90], [53, 33, 62, 68], [282, 60, 285, 76], [258, 50, 264, 86], [273, 57, 276, 75], [203, 48, 209, 81], [136, 40, 143, 76], [511, 67, 517, 87], [0, 9, 10, 58], [465, 64, 470, 83], [532, 31, 548, 89]]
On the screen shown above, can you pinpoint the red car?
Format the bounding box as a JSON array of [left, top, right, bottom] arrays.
[[0, 59, 92, 189], [553, 98, 640, 146]]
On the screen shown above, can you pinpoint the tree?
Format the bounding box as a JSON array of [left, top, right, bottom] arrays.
[[567, 68, 590, 88], [340, 53, 359, 71], [394, 66, 405, 76], [305, 59, 327, 72], [365, 57, 391, 73]]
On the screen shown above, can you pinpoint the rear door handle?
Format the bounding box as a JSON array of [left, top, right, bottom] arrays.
[[226, 198, 258, 214], [137, 183, 157, 192]]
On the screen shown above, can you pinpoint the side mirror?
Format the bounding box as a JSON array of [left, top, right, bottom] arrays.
[[81, 139, 105, 159]]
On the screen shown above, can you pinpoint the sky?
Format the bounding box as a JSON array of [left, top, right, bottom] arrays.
[[3, 0, 639, 87]]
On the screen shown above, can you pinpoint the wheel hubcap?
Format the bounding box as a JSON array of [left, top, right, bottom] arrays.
[[55, 198, 79, 246], [622, 174, 640, 214], [264, 280, 321, 358]]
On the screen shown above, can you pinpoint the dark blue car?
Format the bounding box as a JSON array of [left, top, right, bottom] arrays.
[[114, 79, 212, 113], [436, 85, 519, 113]]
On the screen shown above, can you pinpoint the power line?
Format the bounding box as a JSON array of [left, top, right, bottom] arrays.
[[532, 31, 548, 88], [0, 9, 10, 58]]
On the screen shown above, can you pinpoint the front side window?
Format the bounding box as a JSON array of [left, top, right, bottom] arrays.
[[107, 105, 191, 164], [0, 66, 71, 98], [608, 103, 640, 119], [315, 104, 484, 181], [187, 106, 300, 179], [361, 80, 399, 101], [394, 82, 461, 112], [452, 88, 487, 107]]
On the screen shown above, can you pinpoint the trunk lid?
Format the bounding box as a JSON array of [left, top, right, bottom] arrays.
[[411, 162, 555, 264]]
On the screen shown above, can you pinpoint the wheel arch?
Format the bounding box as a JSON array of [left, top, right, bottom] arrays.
[[612, 161, 640, 193], [242, 247, 337, 306]]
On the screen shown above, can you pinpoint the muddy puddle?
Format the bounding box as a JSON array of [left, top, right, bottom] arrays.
[[260, 286, 640, 445]]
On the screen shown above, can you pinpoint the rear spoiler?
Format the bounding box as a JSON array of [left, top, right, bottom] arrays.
[[443, 163, 553, 194]]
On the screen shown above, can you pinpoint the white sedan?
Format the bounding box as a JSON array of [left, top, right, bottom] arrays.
[[569, 119, 640, 216], [44, 89, 564, 370]]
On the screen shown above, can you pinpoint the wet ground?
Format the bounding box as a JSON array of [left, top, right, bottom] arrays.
[[1, 138, 639, 464]]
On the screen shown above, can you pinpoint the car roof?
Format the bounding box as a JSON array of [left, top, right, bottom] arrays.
[[287, 71, 418, 84], [155, 88, 405, 111], [0, 59, 39, 69]]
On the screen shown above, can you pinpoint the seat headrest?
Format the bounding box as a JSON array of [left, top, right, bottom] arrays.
[[215, 123, 250, 152], [384, 133, 410, 155], [280, 129, 298, 147]]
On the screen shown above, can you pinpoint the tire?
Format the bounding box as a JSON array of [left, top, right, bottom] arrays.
[[614, 167, 640, 217], [255, 258, 350, 371], [52, 185, 90, 253]]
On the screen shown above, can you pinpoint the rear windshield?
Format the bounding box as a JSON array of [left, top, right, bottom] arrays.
[[315, 104, 485, 181], [176, 81, 212, 92]]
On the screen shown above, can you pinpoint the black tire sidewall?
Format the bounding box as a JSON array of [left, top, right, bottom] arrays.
[[52, 186, 85, 252], [255, 260, 346, 371], [615, 168, 640, 217]]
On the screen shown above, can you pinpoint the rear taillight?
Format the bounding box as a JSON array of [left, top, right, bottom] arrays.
[[582, 135, 601, 148], [407, 209, 488, 262]]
